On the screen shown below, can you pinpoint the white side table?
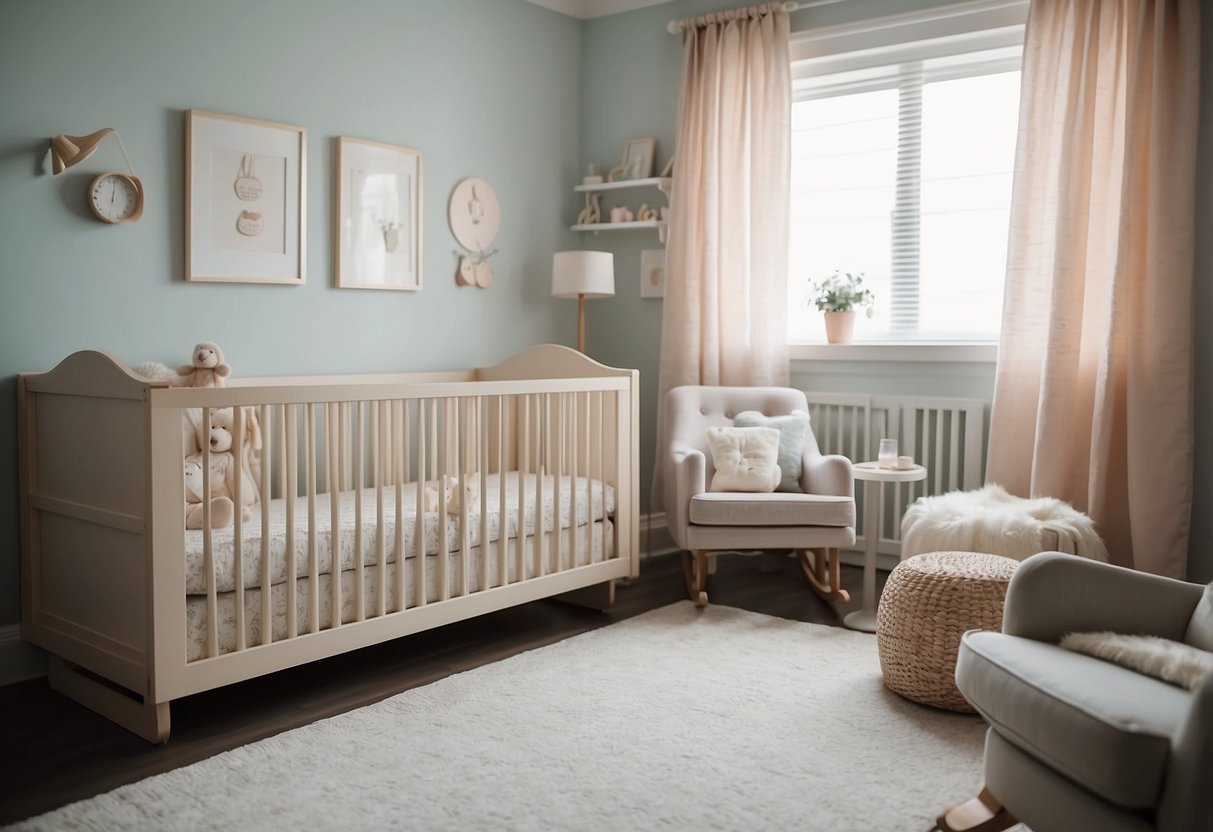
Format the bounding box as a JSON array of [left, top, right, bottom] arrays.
[[845, 461, 927, 633]]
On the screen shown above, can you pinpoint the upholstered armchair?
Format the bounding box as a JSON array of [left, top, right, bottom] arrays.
[[942, 552, 1213, 832], [663, 386, 856, 606]]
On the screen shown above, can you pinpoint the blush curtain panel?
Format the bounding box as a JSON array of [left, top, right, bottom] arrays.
[[653, 2, 792, 510], [986, 0, 1201, 577]]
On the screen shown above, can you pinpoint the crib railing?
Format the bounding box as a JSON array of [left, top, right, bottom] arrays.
[[154, 376, 632, 667]]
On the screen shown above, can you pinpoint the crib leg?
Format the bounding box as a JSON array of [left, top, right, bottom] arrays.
[[554, 579, 616, 611], [48, 656, 171, 744]]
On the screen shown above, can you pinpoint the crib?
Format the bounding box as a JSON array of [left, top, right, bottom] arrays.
[[18, 344, 638, 742]]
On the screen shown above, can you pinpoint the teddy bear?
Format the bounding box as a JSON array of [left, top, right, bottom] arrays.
[[423, 475, 479, 515], [184, 457, 235, 530], [177, 342, 230, 388]]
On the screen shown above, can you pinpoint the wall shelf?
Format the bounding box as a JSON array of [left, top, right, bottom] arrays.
[[570, 220, 669, 243], [574, 176, 672, 194]]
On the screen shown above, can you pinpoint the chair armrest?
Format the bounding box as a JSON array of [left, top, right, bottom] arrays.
[[800, 452, 853, 499], [1160, 670, 1213, 832], [667, 442, 706, 550], [1002, 551, 1204, 643]]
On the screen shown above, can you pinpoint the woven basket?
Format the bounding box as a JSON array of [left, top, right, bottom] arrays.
[[876, 551, 1019, 712]]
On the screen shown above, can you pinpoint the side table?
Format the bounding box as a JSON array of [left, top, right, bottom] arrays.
[[845, 461, 927, 633]]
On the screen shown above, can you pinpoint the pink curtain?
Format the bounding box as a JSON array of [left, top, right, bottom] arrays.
[[987, 0, 1201, 576], [652, 3, 792, 510]]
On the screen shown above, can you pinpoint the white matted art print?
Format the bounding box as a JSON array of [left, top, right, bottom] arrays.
[[335, 137, 422, 291], [186, 110, 306, 284], [640, 249, 666, 299]]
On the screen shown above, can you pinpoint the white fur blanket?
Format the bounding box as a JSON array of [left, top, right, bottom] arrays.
[[900, 484, 1108, 561], [1061, 631, 1213, 691]]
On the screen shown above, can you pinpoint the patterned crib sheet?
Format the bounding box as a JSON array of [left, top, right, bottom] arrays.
[[184, 472, 615, 595]]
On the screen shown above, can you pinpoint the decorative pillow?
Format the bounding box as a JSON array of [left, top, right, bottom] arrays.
[[733, 410, 809, 492], [706, 426, 781, 493], [1060, 631, 1213, 691]]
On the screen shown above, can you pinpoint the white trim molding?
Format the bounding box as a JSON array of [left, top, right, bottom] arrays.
[[790, 342, 998, 363], [523, 0, 674, 20]]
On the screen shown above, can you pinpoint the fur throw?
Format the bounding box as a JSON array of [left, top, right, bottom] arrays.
[[901, 484, 1108, 561], [1061, 631, 1213, 691]]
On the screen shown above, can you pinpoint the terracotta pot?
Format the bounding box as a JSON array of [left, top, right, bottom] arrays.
[[824, 311, 856, 344]]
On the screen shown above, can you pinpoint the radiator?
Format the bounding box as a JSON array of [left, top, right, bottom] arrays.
[[804, 393, 987, 557]]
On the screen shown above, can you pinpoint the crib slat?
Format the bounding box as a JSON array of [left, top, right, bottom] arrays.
[[353, 401, 364, 623], [949, 410, 960, 492], [232, 406, 245, 652], [415, 399, 427, 608], [457, 397, 469, 599], [438, 399, 449, 602], [260, 404, 272, 645], [394, 399, 406, 612], [479, 396, 489, 592], [535, 394, 546, 578], [307, 403, 319, 633], [599, 391, 607, 562], [375, 400, 386, 618], [934, 409, 944, 495], [497, 396, 507, 588], [555, 392, 565, 572], [202, 407, 217, 658], [328, 402, 342, 628], [570, 392, 579, 568], [517, 394, 528, 584], [285, 404, 298, 639]]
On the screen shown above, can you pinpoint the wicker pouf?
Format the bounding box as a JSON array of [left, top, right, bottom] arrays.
[[876, 551, 1019, 712]]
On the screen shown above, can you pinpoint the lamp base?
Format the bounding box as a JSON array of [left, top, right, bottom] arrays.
[[577, 293, 586, 353]]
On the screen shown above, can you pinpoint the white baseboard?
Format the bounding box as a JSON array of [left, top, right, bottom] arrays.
[[0, 624, 47, 687], [839, 549, 900, 572]]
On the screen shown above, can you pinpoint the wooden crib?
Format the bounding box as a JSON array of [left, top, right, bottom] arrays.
[[18, 344, 638, 742]]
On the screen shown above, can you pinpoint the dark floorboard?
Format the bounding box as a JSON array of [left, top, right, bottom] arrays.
[[0, 552, 885, 826]]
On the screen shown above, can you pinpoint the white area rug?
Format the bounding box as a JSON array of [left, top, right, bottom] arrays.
[[12, 603, 993, 832]]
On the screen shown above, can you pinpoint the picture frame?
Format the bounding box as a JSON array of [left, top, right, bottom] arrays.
[[640, 249, 666, 299], [335, 136, 423, 291], [186, 109, 306, 284], [609, 136, 656, 181]]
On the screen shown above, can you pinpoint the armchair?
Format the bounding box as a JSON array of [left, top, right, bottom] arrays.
[[663, 386, 856, 606], [942, 552, 1213, 832]]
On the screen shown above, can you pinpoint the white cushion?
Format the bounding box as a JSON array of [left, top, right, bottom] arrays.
[[690, 491, 855, 527], [706, 427, 780, 493], [733, 410, 808, 493]]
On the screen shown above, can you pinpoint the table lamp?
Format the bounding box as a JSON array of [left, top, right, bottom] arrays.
[[551, 251, 614, 353]]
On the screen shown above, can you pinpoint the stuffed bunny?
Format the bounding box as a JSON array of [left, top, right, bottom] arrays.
[[184, 458, 235, 530]]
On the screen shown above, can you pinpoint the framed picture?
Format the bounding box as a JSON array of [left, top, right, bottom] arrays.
[[640, 249, 666, 299], [335, 137, 423, 291], [609, 136, 656, 181], [186, 109, 306, 284]]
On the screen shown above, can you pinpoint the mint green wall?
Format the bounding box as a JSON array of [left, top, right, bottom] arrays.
[[0, 0, 583, 631], [579, 0, 998, 517]]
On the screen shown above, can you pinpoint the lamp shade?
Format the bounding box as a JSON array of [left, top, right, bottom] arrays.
[[552, 251, 615, 299]]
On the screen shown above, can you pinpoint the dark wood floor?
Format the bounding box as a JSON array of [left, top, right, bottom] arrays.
[[0, 552, 884, 826]]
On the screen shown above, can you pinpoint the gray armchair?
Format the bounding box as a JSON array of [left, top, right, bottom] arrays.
[[664, 385, 856, 606], [942, 552, 1213, 832]]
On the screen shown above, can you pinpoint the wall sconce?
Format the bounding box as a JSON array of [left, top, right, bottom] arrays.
[[49, 128, 144, 224]]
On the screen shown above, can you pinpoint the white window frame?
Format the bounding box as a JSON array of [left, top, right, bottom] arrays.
[[787, 0, 1028, 362]]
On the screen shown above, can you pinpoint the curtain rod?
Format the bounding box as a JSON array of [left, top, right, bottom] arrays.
[[666, 0, 847, 34]]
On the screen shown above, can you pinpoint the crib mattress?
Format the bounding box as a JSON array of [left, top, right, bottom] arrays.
[[185, 472, 614, 595], [187, 519, 614, 660]]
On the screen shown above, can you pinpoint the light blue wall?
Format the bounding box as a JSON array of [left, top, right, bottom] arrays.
[[0, 0, 583, 630], [579, 0, 998, 515]]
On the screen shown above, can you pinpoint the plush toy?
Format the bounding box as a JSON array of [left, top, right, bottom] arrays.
[[423, 475, 480, 515], [184, 458, 235, 530], [185, 450, 253, 528], [177, 342, 230, 388], [183, 406, 263, 511]]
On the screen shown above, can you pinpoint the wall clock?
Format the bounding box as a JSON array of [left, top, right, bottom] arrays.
[[88, 172, 144, 224]]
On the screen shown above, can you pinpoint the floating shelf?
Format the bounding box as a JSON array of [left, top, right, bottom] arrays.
[[571, 220, 669, 244], [574, 177, 672, 194]]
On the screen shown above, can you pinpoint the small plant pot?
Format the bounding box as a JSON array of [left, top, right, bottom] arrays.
[[824, 311, 856, 344]]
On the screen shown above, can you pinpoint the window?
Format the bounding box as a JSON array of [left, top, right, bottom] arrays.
[[787, 2, 1027, 344]]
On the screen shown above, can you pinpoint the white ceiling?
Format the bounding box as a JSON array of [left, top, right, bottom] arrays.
[[523, 0, 674, 20]]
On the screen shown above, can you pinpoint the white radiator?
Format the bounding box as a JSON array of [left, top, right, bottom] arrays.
[[804, 393, 987, 557]]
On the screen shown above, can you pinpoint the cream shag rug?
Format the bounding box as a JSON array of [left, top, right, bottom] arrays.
[[12, 603, 994, 832]]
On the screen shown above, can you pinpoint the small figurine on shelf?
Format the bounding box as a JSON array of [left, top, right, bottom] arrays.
[[576, 192, 602, 225], [609, 206, 634, 223], [582, 163, 603, 186], [636, 203, 657, 222]]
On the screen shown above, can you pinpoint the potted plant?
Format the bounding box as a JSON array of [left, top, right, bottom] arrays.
[[812, 272, 874, 344]]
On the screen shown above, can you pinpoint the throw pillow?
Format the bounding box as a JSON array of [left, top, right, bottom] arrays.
[[733, 410, 809, 492], [706, 426, 781, 493]]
